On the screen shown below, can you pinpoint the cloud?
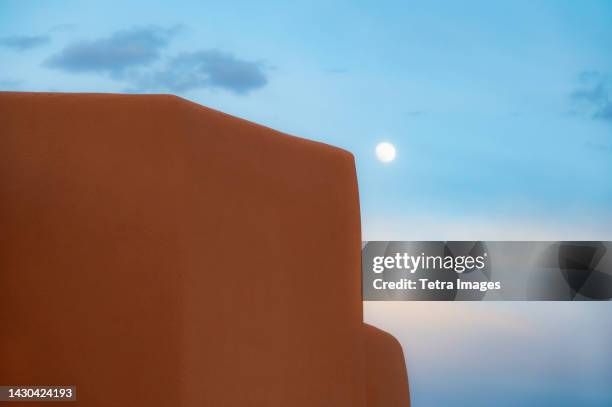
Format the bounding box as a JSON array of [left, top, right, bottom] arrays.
[[43, 26, 268, 95], [406, 110, 426, 117], [324, 68, 348, 74], [0, 79, 23, 90], [44, 25, 181, 76], [0, 35, 50, 51], [131, 50, 268, 94], [571, 71, 612, 122], [585, 141, 612, 154], [48, 24, 77, 33]]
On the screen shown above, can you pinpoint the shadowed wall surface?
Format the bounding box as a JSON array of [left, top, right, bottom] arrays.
[[364, 324, 411, 407]]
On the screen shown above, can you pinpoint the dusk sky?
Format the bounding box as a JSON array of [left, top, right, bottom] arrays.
[[2, 0, 611, 239], [2, 1, 611, 406]]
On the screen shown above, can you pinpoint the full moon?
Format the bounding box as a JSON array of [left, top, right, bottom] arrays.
[[375, 142, 396, 163]]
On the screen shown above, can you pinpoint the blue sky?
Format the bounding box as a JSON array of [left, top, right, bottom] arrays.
[[2, 3, 612, 405], [1, 0, 611, 239]]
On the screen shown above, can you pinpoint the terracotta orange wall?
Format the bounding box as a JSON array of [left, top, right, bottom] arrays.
[[364, 324, 411, 407], [0, 92, 365, 406]]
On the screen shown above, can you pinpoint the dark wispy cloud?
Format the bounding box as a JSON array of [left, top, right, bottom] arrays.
[[132, 50, 268, 94], [571, 71, 612, 122], [44, 25, 181, 76], [43, 25, 268, 95], [0, 35, 50, 51]]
